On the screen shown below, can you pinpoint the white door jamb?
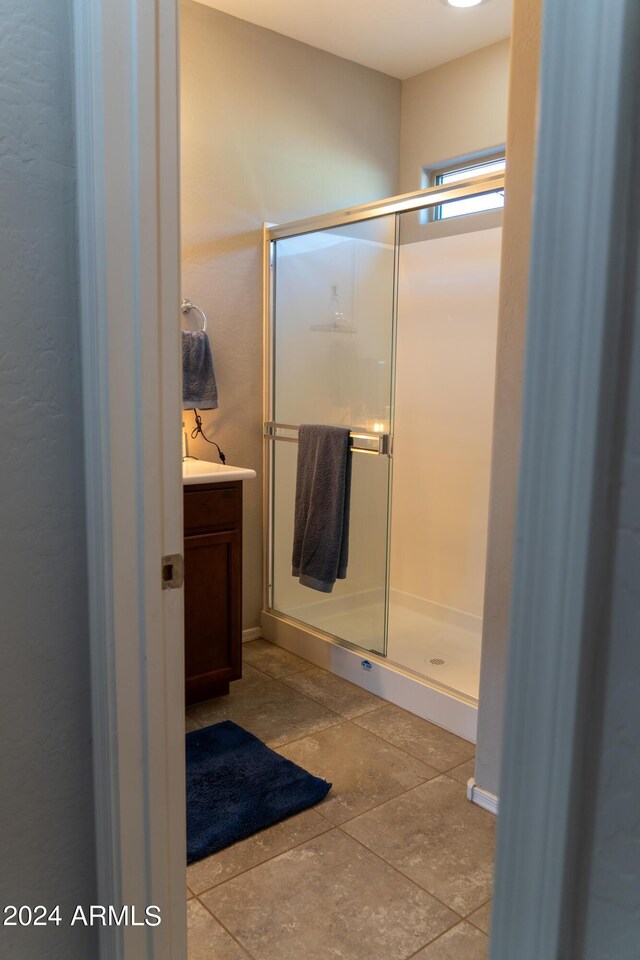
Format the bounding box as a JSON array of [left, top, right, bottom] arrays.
[[73, 0, 185, 957], [491, 1, 640, 957]]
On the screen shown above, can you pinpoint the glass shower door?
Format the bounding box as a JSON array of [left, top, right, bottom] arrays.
[[268, 216, 397, 656]]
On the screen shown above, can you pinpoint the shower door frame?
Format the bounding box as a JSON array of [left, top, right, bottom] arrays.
[[262, 171, 505, 682]]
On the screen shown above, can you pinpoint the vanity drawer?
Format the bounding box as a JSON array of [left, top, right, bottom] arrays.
[[184, 482, 241, 534]]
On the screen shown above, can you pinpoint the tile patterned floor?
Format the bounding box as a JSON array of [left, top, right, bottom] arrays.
[[186, 639, 495, 960]]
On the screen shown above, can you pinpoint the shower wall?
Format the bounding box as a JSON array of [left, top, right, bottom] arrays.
[[387, 225, 502, 695], [273, 230, 394, 428], [392, 227, 501, 616]]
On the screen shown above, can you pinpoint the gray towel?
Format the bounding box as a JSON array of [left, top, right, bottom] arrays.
[[292, 425, 352, 593], [182, 330, 218, 410]]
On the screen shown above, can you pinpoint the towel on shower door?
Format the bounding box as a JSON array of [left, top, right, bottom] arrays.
[[292, 424, 352, 593], [182, 330, 218, 409]]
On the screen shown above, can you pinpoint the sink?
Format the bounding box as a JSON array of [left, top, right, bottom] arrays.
[[182, 459, 257, 485]]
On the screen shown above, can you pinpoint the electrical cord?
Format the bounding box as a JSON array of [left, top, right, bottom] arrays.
[[190, 410, 226, 464]]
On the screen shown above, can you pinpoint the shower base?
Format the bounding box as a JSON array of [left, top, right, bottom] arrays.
[[260, 602, 478, 742], [389, 593, 482, 700], [291, 590, 482, 701]]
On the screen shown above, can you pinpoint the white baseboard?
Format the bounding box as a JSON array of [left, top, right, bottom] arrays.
[[242, 627, 262, 643], [261, 610, 477, 742], [466, 778, 499, 815]]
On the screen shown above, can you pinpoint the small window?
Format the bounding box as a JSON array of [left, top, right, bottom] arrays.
[[425, 154, 505, 221]]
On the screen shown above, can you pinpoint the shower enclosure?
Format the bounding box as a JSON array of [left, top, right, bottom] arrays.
[[261, 172, 504, 739]]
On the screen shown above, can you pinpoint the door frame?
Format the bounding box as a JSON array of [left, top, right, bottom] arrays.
[[72, 0, 638, 957], [73, 0, 186, 957], [490, 0, 640, 957]]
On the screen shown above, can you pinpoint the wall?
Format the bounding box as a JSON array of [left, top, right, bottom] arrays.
[[384, 38, 510, 698], [399, 39, 511, 195], [581, 272, 640, 959], [180, 1, 402, 629], [475, 0, 542, 796], [390, 42, 511, 635], [391, 227, 502, 623], [581, 20, 640, 943], [0, 1, 97, 957]]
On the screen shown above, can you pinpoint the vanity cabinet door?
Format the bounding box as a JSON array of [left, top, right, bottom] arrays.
[[184, 482, 242, 705]]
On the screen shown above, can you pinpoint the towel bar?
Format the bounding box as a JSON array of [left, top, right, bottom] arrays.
[[181, 298, 207, 332], [263, 422, 391, 456]]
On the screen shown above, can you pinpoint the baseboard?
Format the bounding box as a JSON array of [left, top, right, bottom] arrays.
[[242, 627, 262, 643], [466, 778, 499, 815]]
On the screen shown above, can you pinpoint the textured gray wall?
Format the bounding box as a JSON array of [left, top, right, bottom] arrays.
[[180, 1, 402, 630], [582, 261, 640, 959], [0, 1, 97, 956]]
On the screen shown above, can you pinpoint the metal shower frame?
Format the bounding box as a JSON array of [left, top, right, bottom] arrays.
[[261, 170, 505, 623]]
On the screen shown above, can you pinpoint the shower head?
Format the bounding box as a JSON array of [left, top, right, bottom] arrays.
[[310, 282, 357, 333]]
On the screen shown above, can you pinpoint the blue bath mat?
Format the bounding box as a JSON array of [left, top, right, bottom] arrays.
[[186, 720, 332, 864]]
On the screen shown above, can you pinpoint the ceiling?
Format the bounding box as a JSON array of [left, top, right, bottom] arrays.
[[194, 0, 512, 80]]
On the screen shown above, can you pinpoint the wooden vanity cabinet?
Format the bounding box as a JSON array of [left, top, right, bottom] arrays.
[[183, 481, 242, 704]]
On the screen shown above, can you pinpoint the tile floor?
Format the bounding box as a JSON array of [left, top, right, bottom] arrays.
[[186, 639, 495, 960]]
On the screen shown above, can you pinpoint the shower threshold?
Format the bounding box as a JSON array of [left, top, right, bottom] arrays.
[[260, 608, 478, 742], [289, 591, 482, 701]]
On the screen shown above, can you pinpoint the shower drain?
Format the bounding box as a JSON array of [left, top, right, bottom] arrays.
[[428, 657, 446, 666]]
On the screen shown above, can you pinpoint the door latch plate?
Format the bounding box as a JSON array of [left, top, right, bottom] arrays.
[[161, 553, 184, 590]]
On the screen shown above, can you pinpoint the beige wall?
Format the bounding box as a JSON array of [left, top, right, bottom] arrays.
[[399, 39, 511, 195], [475, 0, 542, 796], [180, 1, 402, 628]]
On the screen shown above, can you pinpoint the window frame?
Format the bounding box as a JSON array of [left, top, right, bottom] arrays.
[[422, 148, 506, 222]]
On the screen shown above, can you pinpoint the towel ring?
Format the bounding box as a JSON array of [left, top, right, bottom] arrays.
[[181, 298, 207, 332]]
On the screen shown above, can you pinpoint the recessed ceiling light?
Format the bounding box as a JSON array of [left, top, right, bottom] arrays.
[[442, 0, 487, 8]]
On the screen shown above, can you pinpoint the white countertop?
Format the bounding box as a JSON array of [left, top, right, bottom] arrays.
[[182, 459, 257, 485]]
